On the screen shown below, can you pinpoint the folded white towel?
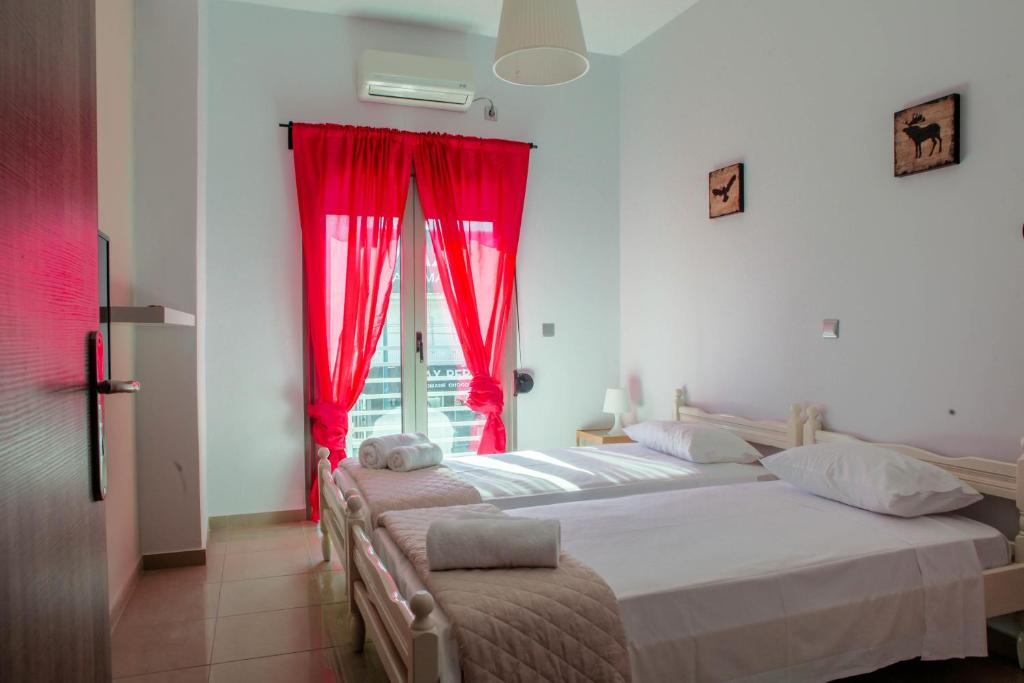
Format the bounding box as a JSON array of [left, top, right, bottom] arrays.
[[359, 432, 426, 469], [426, 516, 561, 571], [387, 442, 443, 472]]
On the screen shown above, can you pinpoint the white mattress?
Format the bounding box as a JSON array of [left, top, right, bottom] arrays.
[[373, 481, 1009, 682], [335, 442, 773, 513]]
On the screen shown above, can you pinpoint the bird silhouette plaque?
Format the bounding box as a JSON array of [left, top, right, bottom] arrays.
[[709, 163, 744, 218]]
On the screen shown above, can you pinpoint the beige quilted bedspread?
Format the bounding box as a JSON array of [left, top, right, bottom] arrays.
[[340, 462, 483, 527], [380, 504, 631, 683]]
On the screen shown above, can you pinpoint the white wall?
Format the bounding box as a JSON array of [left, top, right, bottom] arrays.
[[96, 0, 139, 611], [134, 0, 208, 553], [620, 0, 1024, 461], [204, 0, 621, 516]]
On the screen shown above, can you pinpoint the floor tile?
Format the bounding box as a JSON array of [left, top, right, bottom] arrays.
[[144, 553, 225, 585], [228, 522, 312, 540], [111, 618, 215, 678], [113, 665, 210, 682], [207, 528, 230, 544], [211, 605, 337, 663], [306, 533, 344, 573], [120, 576, 220, 625], [208, 648, 339, 683], [318, 602, 349, 650], [335, 640, 388, 683], [227, 531, 310, 555], [206, 540, 228, 557], [222, 545, 322, 581], [218, 572, 345, 617]]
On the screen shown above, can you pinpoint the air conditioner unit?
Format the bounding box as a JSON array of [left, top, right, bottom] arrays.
[[358, 50, 475, 112]]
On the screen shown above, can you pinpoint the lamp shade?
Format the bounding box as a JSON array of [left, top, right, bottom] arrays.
[[603, 388, 630, 415], [493, 0, 590, 86]]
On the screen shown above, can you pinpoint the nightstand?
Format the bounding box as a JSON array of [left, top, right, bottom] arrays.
[[576, 429, 634, 447]]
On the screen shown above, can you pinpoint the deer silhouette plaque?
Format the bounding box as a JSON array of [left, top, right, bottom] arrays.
[[894, 94, 960, 177], [709, 163, 744, 218]]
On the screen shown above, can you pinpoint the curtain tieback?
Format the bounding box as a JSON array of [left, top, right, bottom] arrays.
[[308, 401, 349, 452], [465, 375, 504, 415]]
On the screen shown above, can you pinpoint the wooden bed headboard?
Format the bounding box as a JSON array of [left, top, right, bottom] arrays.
[[674, 387, 804, 450], [803, 405, 1024, 552]]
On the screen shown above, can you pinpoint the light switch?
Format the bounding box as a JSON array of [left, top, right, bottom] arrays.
[[822, 319, 839, 339], [542, 323, 555, 337]]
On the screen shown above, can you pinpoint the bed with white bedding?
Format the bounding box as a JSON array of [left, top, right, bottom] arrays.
[[320, 392, 802, 555], [337, 417, 1024, 683], [371, 481, 1009, 682], [334, 441, 775, 513]]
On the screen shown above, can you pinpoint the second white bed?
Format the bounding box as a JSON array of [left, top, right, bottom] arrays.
[[335, 441, 775, 513], [324, 393, 803, 535], [372, 480, 1009, 682]]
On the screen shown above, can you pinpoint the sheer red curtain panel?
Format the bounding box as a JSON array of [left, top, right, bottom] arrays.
[[412, 134, 531, 454], [292, 124, 414, 519]]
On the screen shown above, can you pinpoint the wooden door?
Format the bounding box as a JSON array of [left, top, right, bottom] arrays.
[[0, 1, 111, 681]]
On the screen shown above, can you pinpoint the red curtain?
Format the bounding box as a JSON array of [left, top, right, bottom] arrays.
[[413, 134, 531, 454], [292, 124, 414, 519]]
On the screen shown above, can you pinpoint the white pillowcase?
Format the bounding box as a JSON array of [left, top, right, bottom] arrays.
[[761, 442, 982, 517], [623, 421, 761, 464]]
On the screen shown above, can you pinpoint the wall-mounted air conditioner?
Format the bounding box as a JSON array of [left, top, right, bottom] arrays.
[[358, 50, 475, 112]]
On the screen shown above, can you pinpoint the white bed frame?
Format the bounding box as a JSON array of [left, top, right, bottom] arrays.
[[315, 390, 807, 683], [802, 405, 1024, 619], [674, 387, 804, 450]]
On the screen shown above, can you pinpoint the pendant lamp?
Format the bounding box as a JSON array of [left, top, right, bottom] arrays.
[[493, 0, 589, 86]]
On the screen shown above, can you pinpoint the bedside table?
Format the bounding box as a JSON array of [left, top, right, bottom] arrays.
[[576, 429, 634, 447]]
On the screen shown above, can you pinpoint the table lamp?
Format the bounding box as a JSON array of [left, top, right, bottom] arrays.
[[603, 388, 630, 436]]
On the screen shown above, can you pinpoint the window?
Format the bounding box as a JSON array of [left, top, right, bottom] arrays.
[[342, 183, 514, 459]]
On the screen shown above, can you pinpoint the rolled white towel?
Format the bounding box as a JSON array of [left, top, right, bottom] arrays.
[[426, 517, 561, 571], [387, 442, 443, 472], [359, 432, 426, 469]]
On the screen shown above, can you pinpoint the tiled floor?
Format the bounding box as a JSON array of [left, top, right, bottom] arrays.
[[111, 521, 386, 683], [113, 521, 1024, 682]]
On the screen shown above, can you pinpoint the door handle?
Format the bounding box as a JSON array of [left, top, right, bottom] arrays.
[[415, 332, 424, 363], [98, 379, 141, 395]]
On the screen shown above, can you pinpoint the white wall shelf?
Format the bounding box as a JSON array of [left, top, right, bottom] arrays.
[[104, 306, 196, 327]]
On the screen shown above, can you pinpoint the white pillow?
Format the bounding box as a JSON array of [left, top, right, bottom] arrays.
[[761, 442, 982, 517], [623, 421, 761, 464]]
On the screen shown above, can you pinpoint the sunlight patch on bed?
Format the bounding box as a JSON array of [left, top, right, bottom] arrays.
[[448, 455, 581, 494], [503, 450, 594, 475], [579, 448, 702, 481]]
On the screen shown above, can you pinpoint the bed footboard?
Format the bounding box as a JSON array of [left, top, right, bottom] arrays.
[[317, 448, 369, 565], [316, 454, 441, 682], [317, 449, 341, 563], [347, 494, 441, 683]]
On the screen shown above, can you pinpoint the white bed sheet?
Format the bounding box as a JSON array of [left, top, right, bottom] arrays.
[[335, 442, 773, 514], [373, 481, 1008, 683]]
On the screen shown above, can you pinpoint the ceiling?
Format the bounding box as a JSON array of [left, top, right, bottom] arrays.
[[229, 0, 701, 56]]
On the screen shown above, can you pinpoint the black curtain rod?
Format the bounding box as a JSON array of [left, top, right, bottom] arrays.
[[277, 121, 537, 151]]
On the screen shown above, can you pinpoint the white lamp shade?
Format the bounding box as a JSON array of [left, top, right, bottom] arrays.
[[493, 0, 590, 86], [603, 388, 630, 415]]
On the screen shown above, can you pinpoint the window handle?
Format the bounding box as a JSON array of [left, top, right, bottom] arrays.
[[416, 332, 424, 363]]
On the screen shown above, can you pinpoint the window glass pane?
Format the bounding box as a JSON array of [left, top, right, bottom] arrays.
[[424, 228, 486, 455], [344, 247, 403, 459]]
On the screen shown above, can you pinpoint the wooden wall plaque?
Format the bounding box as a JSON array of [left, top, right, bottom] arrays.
[[894, 93, 960, 177], [709, 163, 743, 218]]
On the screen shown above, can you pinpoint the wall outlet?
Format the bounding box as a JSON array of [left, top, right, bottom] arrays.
[[822, 319, 839, 339], [542, 323, 555, 337]]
